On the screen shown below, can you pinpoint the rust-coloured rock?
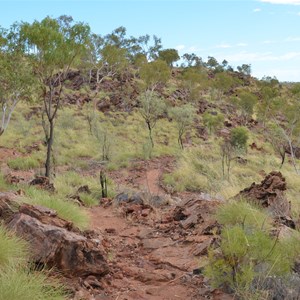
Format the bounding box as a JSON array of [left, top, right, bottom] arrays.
[[29, 176, 55, 192], [6, 205, 109, 277], [0, 192, 19, 221], [237, 171, 290, 217], [19, 204, 75, 230]]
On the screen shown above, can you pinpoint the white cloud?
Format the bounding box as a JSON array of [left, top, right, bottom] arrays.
[[222, 51, 300, 63], [262, 40, 275, 44], [285, 36, 300, 41], [253, 8, 262, 12], [236, 42, 248, 47], [175, 44, 185, 51], [298, 11, 300, 14], [188, 46, 197, 52], [259, 0, 300, 5], [215, 43, 232, 49], [254, 68, 300, 81]]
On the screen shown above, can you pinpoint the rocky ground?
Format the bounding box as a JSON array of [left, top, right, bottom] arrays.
[[0, 145, 295, 300]]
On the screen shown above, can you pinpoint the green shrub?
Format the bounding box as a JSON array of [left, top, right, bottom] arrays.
[[216, 200, 272, 231], [230, 126, 249, 152], [0, 266, 67, 300], [7, 156, 40, 171], [0, 225, 28, 268], [203, 111, 224, 134], [206, 200, 300, 298], [78, 193, 98, 207], [22, 187, 89, 229]]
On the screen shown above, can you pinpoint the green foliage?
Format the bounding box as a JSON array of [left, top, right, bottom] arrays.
[[203, 111, 224, 134], [138, 90, 166, 148], [7, 156, 40, 170], [0, 26, 35, 136], [230, 126, 249, 152], [0, 225, 66, 300], [0, 225, 28, 268], [0, 266, 67, 300], [237, 91, 258, 122], [163, 147, 220, 193], [206, 201, 300, 298], [53, 171, 115, 204], [216, 200, 272, 230], [237, 64, 251, 75], [181, 68, 207, 101], [21, 16, 91, 177], [21, 186, 89, 229], [100, 44, 129, 77], [213, 72, 235, 95], [139, 59, 171, 89], [158, 48, 180, 67], [291, 82, 300, 96], [169, 104, 196, 149], [264, 122, 286, 167]]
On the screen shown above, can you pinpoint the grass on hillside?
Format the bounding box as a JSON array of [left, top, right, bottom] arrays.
[[0, 224, 67, 300], [0, 266, 67, 300], [21, 186, 89, 229], [0, 225, 28, 268]]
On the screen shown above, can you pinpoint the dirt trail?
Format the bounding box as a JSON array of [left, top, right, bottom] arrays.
[[87, 156, 231, 299], [88, 204, 206, 300]]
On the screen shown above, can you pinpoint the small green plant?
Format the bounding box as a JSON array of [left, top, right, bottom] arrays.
[[0, 225, 28, 268], [203, 111, 224, 135], [7, 156, 40, 171], [138, 90, 166, 148], [169, 104, 196, 149], [21, 186, 89, 229], [230, 126, 249, 152], [205, 200, 300, 298], [0, 266, 67, 300]]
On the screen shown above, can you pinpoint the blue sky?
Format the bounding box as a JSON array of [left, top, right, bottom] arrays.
[[1, 0, 300, 82]]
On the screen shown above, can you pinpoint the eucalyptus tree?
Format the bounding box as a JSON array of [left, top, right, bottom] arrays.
[[139, 59, 171, 91], [169, 104, 196, 149], [21, 16, 90, 177], [138, 90, 165, 148], [158, 48, 180, 67], [0, 24, 34, 136]]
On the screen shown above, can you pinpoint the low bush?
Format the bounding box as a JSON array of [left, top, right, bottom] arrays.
[[0, 266, 67, 300], [22, 186, 89, 229], [7, 156, 40, 171], [206, 200, 300, 298], [0, 225, 28, 267]]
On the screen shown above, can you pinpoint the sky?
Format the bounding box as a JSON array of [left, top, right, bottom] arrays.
[[1, 0, 300, 82]]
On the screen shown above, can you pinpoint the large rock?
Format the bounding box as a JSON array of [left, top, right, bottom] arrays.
[[237, 171, 290, 217], [0, 192, 19, 220], [6, 204, 109, 277]]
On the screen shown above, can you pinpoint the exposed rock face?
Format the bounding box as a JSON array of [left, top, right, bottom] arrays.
[[29, 176, 55, 192], [0, 192, 19, 220], [2, 201, 108, 278], [237, 171, 290, 217]]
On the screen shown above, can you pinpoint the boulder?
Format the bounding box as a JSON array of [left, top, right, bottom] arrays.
[[29, 176, 55, 192], [236, 171, 290, 217], [6, 204, 109, 277], [0, 192, 19, 220]]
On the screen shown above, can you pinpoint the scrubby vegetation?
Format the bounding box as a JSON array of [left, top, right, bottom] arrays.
[[206, 200, 300, 299], [0, 225, 67, 300], [1, 15, 300, 299]]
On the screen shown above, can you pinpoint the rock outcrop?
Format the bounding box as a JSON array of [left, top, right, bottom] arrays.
[[237, 171, 291, 218], [0, 198, 109, 278]]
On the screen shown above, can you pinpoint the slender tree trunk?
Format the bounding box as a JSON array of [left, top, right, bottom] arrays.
[[147, 121, 154, 148], [100, 170, 107, 198], [279, 149, 285, 169], [45, 118, 54, 178], [288, 139, 298, 174], [178, 127, 184, 150]]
